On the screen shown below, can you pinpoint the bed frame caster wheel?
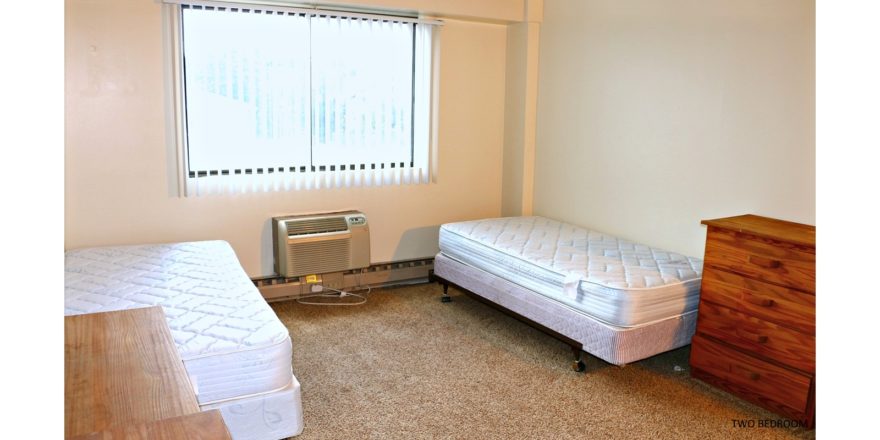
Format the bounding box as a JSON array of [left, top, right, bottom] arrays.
[[440, 283, 452, 302], [571, 346, 585, 372]]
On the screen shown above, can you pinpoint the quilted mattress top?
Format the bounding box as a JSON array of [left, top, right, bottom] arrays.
[[440, 216, 702, 291], [64, 240, 290, 360]]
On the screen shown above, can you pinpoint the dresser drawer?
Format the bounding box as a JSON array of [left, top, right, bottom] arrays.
[[700, 268, 815, 333], [704, 228, 815, 293], [696, 302, 814, 373], [690, 334, 812, 415]]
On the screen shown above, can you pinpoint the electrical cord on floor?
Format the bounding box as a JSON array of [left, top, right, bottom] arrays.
[[296, 277, 372, 306]]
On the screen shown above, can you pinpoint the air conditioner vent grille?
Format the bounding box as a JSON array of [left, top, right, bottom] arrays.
[[288, 239, 351, 276], [286, 217, 349, 236]]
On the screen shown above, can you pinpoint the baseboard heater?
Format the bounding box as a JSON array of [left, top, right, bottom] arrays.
[[254, 257, 434, 302]]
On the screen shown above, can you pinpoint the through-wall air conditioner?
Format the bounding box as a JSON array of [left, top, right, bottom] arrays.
[[272, 211, 370, 278]]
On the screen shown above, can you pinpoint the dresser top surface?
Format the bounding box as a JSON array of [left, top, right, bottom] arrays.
[[701, 214, 815, 247]]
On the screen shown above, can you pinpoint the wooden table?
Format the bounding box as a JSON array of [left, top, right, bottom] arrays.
[[65, 306, 231, 439], [68, 411, 231, 440]]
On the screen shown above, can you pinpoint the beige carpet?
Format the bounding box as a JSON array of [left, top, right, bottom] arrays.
[[270, 283, 814, 440]]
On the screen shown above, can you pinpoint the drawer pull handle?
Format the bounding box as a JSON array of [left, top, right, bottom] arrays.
[[733, 365, 762, 381], [745, 296, 775, 308], [736, 329, 769, 344], [748, 255, 782, 269]]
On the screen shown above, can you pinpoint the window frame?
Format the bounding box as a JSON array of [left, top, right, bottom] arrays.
[[162, 1, 441, 196]]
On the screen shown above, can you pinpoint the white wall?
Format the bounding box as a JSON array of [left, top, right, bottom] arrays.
[[502, 23, 528, 217], [65, 0, 508, 276], [533, 0, 815, 258], [501, 1, 542, 217]]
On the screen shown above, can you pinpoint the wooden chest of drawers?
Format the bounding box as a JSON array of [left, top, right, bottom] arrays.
[[690, 214, 815, 427]]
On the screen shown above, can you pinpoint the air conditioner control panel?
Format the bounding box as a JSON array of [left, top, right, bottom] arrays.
[[347, 215, 367, 226]]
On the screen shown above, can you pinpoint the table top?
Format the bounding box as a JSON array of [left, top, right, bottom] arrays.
[[65, 306, 202, 438]]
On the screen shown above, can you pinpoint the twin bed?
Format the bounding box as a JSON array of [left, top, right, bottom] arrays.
[[64, 241, 303, 440], [63, 216, 702, 439], [434, 216, 703, 369]]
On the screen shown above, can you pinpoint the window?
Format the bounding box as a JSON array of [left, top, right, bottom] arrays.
[[169, 2, 438, 194]]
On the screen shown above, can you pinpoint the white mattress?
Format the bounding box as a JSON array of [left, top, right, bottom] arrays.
[[434, 252, 696, 365], [64, 240, 293, 405], [439, 217, 703, 327]]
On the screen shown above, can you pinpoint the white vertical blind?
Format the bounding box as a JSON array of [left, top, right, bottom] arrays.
[[175, 4, 438, 196], [413, 23, 433, 185]]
